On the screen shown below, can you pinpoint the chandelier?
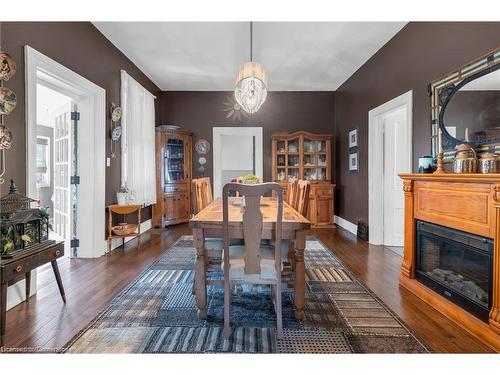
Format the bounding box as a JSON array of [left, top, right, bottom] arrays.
[[234, 22, 268, 114]]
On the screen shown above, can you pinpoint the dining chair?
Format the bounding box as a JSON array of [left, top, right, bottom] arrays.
[[192, 177, 213, 214], [295, 179, 311, 217], [222, 182, 284, 339], [286, 178, 299, 207]]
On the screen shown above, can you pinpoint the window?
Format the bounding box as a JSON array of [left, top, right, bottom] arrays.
[[36, 136, 50, 187]]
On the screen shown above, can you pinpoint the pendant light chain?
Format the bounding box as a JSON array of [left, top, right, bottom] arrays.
[[250, 21, 253, 62]]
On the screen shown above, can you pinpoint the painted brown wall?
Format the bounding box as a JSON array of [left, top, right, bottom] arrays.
[[160, 91, 335, 183], [334, 22, 500, 226], [0, 22, 161, 220]]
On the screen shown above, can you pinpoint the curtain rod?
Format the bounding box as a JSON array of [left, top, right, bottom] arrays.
[[121, 69, 157, 99]]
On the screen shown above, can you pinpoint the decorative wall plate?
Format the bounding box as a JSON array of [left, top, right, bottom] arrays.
[[111, 125, 122, 141], [198, 156, 207, 165], [111, 105, 122, 122], [195, 139, 210, 154], [0, 52, 17, 81], [0, 125, 13, 150], [0, 87, 16, 115]]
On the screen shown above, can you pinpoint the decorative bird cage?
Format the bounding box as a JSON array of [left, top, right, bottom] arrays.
[[0, 179, 49, 257]]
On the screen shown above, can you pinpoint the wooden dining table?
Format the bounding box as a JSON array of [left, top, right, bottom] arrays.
[[189, 196, 311, 320]]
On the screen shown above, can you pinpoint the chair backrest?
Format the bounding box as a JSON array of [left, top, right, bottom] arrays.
[[286, 178, 299, 207], [234, 176, 263, 197], [192, 177, 213, 214], [295, 179, 311, 217], [222, 182, 283, 275]]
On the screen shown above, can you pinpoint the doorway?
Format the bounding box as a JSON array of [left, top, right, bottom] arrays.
[[36, 83, 77, 256], [368, 91, 412, 248], [213, 127, 263, 197]]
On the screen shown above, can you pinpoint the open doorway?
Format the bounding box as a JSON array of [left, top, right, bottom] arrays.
[[36, 83, 77, 256], [212, 127, 263, 197], [368, 91, 412, 251]]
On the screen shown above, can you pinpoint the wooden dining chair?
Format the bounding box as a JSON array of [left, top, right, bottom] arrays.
[[286, 178, 299, 207], [192, 177, 213, 214], [295, 179, 311, 217], [222, 182, 284, 339]]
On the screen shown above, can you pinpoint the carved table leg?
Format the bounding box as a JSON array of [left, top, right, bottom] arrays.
[[294, 230, 306, 320], [51, 260, 66, 303], [0, 282, 6, 347], [193, 228, 207, 319]]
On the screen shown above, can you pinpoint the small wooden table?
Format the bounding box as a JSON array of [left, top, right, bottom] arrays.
[[189, 197, 311, 320], [107, 204, 142, 254], [0, 240, 65, 347]]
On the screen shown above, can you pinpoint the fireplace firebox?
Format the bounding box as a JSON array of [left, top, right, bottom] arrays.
[[416, 220, 493, 322]]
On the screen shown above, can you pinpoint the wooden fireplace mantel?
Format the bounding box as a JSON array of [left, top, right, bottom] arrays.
[[398, 173, 500, 352]]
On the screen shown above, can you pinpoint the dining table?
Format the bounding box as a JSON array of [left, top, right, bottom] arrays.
[[189, 196, 311, 320]]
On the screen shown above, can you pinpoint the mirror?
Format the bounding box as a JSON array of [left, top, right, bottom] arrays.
[[441, 65, 500, 145]]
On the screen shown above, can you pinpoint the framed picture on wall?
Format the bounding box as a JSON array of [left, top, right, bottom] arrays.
[[348, 128, 358, 148], [349, 151, 359, 172]]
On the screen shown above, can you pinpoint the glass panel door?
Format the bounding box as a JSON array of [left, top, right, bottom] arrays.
[[165, 137, 185, 183]]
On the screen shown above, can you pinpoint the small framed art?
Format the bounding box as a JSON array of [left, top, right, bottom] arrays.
[[349, 151, 359, 172], [348, 128, 358, 148]]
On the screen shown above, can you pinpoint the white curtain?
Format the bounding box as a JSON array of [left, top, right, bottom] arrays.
[[120, 70, 156, 206]]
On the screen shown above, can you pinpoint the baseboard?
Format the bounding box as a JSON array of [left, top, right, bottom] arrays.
[[333, 215, 358, 235], [109, 219, 152, 251]]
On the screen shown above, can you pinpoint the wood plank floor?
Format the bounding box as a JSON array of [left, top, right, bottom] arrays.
[[2, 225, 493, 353]]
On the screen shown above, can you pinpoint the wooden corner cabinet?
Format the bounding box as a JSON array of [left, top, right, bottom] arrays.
[[153, 128, 192, 227], [272, 131, 335, 226]]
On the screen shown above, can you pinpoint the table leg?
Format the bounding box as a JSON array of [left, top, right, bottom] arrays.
[[0, 282, 6, 347], [51, 260, 66, 303], [25, 271, 31, 300], [193, 228, 207, 319], [294, 230, 306, 320]]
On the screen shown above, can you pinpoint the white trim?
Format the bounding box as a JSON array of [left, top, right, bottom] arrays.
[[25, 46, 106, 258], [109, 219, 152, 251], [212, 127, 263, 198], [334, 215, 358, 235], [368, 90, 413, 245]]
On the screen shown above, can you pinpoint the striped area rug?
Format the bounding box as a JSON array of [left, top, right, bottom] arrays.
[[65, 236, 428, 353]]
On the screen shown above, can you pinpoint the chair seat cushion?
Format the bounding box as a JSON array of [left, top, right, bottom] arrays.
[[222, 245, 278, 281]]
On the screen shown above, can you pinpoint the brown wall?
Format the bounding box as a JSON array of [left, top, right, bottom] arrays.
[[0, 22, 161, 220], [160, 91, 335, 183], [334, 22, 500, 225]]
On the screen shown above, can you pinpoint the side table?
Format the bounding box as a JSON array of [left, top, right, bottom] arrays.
[[107, 204, 142, 254]]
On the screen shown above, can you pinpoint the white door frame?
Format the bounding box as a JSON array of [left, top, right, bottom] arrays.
[[368, 90, 412, 245], [212, 127, 263, 198], [25, 45, 106, 258]]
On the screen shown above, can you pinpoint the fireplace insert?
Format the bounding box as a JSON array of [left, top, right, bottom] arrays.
[[415, 220, 493, 322]]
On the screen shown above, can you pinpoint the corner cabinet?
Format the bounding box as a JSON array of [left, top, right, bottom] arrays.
[[152, 128, 192, 227], [272, 131, 335, 226]]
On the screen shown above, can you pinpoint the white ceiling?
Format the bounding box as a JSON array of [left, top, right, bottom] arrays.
[[93, 22, 406, 91]]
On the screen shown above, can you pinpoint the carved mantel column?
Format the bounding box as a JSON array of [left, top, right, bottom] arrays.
[[401, 179, 415, 279], [490, 184, 500, 334]]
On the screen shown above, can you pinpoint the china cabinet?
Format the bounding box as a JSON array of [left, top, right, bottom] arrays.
[[152, 128, 192, 227], [271, 131, 334, 226]]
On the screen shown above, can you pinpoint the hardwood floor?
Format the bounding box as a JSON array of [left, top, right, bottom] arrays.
[[2, 225, 493, 353]]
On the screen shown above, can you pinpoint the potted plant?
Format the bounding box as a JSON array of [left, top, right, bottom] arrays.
[[0, 227, 31, 259], [116, 185, 129, 205]]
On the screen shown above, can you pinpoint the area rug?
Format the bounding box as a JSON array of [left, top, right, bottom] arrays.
[[65, 236, 429, 353]]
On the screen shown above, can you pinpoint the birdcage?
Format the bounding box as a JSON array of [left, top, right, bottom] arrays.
[[0, 179, 48, 256]]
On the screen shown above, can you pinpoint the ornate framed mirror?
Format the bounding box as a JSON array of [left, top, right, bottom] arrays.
[[430, 47, 500, 160]]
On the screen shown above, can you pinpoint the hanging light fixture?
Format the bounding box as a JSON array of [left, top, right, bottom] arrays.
[[234, 22, 267, 114]]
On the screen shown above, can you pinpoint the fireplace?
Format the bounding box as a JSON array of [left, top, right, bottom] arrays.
[[416, 220, 493, 322]]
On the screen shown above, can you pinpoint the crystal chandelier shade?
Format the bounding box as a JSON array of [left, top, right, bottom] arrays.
[[234, 22, 268, 114], [234, 61, 267, 114]]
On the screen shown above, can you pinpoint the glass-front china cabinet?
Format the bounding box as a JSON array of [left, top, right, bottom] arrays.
[[272, 131, 334, 226], [153, 128, 192, 227]]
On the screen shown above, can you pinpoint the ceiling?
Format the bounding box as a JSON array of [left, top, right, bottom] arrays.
[[93, 22, 406, 91]]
